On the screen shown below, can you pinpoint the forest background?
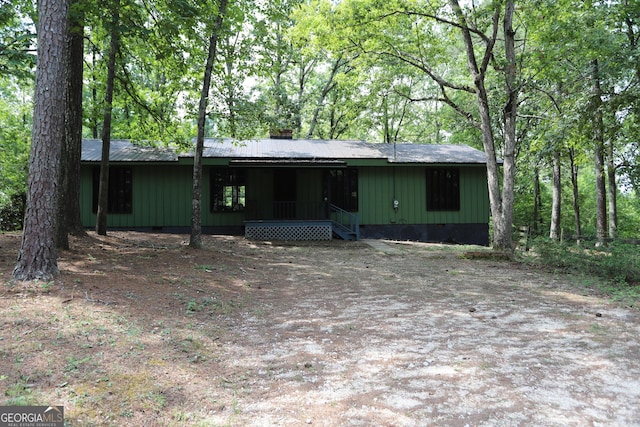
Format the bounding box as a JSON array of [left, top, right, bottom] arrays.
[[1, 0, 639, 243]]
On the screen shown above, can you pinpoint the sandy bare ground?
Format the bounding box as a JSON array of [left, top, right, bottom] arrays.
[[1, 232, 639, 426]]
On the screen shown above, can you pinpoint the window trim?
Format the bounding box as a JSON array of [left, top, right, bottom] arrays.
[[210, 167, 246, 212]]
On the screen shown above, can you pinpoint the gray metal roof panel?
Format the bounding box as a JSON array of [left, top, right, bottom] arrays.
[[81, 139, 178, 162], [202, 138, 384, 159], [379, 143, 491, 164], [82, 139, 491, 164]]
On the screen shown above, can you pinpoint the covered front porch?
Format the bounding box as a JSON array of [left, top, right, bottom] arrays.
[[244, 203, 359, 241], [216, 164, 359, 241]]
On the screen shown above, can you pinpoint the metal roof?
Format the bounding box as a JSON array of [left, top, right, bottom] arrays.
[[81, 139, 178, 162], [379, 143, 491, 164], [202, 138, 383, 159], [82, 138, 491, 165]]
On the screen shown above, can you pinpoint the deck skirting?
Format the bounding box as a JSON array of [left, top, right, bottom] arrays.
[[245, 220, 333, 241]]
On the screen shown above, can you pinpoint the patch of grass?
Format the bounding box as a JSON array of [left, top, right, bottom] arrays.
[[64, 355, 93, 373], [418, 243, 484, 253], [67, 371, 167, 424], [178, 292, 244, 316], [186, 298, 201, 314], [529, 238, 640, 305], [588, 322, 608, 335], [461, 250, 513, 261], [3, 375, 37, 406]]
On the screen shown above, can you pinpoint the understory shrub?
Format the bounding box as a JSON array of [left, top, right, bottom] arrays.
[[0, 193, 25, 231], [531, 237, 640, 286]]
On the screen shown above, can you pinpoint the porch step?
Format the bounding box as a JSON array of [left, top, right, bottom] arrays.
[[332, 222, 358, 241]]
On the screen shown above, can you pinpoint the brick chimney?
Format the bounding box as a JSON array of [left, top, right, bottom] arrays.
[[269, 129, 293, 139]]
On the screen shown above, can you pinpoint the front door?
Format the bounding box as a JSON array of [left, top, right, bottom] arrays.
[[273, 169, 297, 219], [324, 168, 358, 212]]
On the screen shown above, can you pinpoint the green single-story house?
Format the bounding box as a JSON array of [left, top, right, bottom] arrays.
[[80, 137, 493, 245]]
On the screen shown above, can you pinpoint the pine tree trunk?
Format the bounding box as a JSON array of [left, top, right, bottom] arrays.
[[57, 122, 71, 250], [57, 2, 85, 249], [190, 0, 228, 249], [549, 151, 561, 240], [13, 0, 69, 281], [96, 2, 120, 236]]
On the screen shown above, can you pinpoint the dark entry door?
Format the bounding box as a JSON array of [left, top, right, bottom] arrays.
[[273, 169, 297, 219]]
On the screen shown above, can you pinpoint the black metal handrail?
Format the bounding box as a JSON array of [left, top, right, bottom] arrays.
[[245, 201, 328, 221]]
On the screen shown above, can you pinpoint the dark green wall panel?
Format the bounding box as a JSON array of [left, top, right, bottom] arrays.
[[358, 165, 489, 226], [81, 164, 193, 228], [80, 163, 490, 229]]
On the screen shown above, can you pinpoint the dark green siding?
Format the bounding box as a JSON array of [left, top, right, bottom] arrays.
[[81, 163, 489, 229], [358, 165, 489, 226], [297, 169, 324, 202], [81, 164, 193, 228]]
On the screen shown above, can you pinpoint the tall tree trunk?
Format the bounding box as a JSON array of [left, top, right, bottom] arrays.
[[533, 165, 541, 235], [190, 0, 228, 249], [606, 138, 617, 239], [307, 56, 343, 139], [569, 148, 582, 238], [382, 93, 390, 143], [224, 46, 237, 138], [623, 1, 640, 83], [591, 59, 607, 243], [450, 0, 517, 251], [57, 1, 85, 249], [549, 151, 561, 240], [96, 1, 120, 236], [271, 27, 289, 128], [91, 45, 99, 139], [295, 59, 313, 136], [13, 0, 69, 281], [500, 0, 518, 251]]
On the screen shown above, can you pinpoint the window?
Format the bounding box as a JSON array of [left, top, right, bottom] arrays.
[[92, 167, 133, 214], [325, 168, 358, 212], [211, 168, 246, 212], [426, 168, 460, 211]]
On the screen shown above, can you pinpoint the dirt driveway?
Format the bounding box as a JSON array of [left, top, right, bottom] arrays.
[[1, 232, 640, 426]]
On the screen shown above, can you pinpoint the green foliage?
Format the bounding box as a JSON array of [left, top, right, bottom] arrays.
[[514, 161, 640, 240], [0, 77, 30, 229], [0, 0, 36, 80], [0, 193, 25, 231], [532, 237, 640, 290]]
